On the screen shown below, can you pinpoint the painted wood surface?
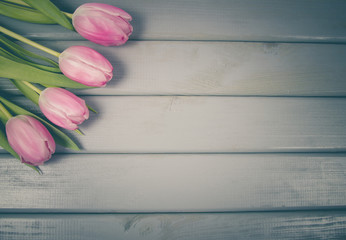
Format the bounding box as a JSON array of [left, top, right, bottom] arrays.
[[1, 0, 346, 238], [0, 153, 345, 211], [1, 96, 345, 154], [1, 0, 346, 43], [1, 41, 346, 96], [1, 211, 346, 240]]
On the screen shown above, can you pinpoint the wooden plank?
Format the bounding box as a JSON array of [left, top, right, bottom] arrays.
[[1, 96, 346, 153], [1, 41, 346, 96], [0, 212, 346, 240], [1, 0, 346, 43], [1, 96, 344, 153], [0, 153, 346, 212]]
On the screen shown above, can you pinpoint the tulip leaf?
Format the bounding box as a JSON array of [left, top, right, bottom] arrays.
[[0, 47, 24, 63], [10, 79, 40, 105], [22, 0, 74, 30], [0, 107, 8, 125], [0, 55, 91, 89], [0, 46, 59, 73], [87, 104, 97, 114], [0, 1, 55, 24], [0, 96, 81, 151], [0, 122, 20, 160], [0, 34, 60, 70]]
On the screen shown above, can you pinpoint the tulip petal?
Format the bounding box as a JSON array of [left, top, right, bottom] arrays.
[[0, 55, 91, 89], [59, 46, 113, 87], [72, 3, 132, 46], [6, 115, 55, 166], [0, 122, 20, 160], [78, 3, 132, 21], [39, 88, 89, 130], [0, 96, 80, 151]]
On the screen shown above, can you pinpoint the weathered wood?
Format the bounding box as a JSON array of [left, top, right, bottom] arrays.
[[1, 1, 346, 239], [1, 41, 346, 96], [0, 211, 346, 240], [2, 96, 345, 153], [1, 96, 346, 153], [1, 0, 346, 43], [0, 153, 345, 212]]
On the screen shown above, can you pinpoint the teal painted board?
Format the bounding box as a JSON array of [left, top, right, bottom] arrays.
[[1, 212, 346, 240], [1, 0, 346, 42], [0, 154, 345, 212], [1, 41, 346, 96]]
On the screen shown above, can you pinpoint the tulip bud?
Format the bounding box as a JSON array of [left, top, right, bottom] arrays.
[[72, 3, 133, 46], [39, 87, 89, 130], [59, 46, 113, 87], [6, 115, 55, 166]]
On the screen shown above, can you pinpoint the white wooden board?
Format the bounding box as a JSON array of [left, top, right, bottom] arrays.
[[1, 41, 346, 96], [1, 0, 346, 238], [0, 153, 345, 212], [1, 96, 346, 153], [1, 0, 346, 43], [1, 212, 346, 240]]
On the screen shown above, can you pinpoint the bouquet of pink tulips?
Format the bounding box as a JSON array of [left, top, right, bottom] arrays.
[[0, 0, 133, 172]]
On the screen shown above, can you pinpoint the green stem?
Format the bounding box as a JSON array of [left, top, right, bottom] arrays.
[[0, 102, 12, 120], [64, 12, 73, 18], [22, 80, 42, 94], [74, 128, 84, 135], [0, 26, 60, 58]]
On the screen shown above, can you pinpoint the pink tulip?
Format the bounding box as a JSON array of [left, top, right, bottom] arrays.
[[59, 46, 113, 87], [6, 115, 55, 166], [39, 87, 89, 130], [72, 3, 133, 46]]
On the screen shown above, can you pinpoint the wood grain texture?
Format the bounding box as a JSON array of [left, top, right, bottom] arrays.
[[1, 96, 344, 153], [1, 1, 346, 239], [1, 96, 346, 154], [1, 41, 346, 96], [1, 212, 346, 240], [0, 153, 345, 212], [1, 0, 346, 43]]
